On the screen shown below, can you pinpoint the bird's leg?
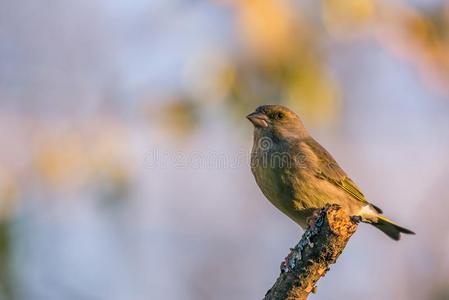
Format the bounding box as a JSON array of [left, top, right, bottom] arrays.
[[351, 215, 362, 223], [306, 209, 321, 229]]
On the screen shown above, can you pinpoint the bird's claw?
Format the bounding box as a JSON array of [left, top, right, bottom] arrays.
[[351, 215, 362, 223], [306, 209, 321, 229]]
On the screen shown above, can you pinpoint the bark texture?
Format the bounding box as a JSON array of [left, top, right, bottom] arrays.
[[263, 204, 358, 300]]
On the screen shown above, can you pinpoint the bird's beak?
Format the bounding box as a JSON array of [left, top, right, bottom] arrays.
[[246, 112, 269, 128]]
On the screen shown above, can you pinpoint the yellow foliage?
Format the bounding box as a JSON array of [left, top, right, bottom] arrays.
[[0, 169, 18, 221], [285, 63, 341, 125], [235, 0, 297, 60], [375, 2, 449, 93], [31, 122, 132, 192], [32, 132, 88, 188], [322, 0, 376, 36]]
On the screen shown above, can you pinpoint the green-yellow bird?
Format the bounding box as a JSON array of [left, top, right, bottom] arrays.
[[247, 104, 414, 240]]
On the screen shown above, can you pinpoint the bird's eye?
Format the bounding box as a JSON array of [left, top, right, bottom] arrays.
[[274, 112, 284, 120]]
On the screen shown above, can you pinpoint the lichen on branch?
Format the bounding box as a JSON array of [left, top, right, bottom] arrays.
[[263, 204, 358, 300]]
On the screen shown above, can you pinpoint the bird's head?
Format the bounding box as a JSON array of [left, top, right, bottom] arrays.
[[246, 105, 308, 140]]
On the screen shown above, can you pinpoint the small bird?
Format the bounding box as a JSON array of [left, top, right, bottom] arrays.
[[247, 104, 414, 240]]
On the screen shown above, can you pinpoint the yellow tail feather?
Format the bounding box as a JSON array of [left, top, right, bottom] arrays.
[[371, 216, 415, 241]]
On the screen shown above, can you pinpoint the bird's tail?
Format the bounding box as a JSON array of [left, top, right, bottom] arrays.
[[369, 215, 415, 241]]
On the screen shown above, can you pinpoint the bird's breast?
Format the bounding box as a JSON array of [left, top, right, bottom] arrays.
[[251, 146, 297, 212], [250, 141, 330, 228]]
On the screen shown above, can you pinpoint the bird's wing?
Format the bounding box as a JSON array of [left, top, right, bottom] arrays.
[[302, 137, 369, 205]]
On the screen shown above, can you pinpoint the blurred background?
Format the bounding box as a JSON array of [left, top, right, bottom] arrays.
[[1, 0, 449, 299]]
